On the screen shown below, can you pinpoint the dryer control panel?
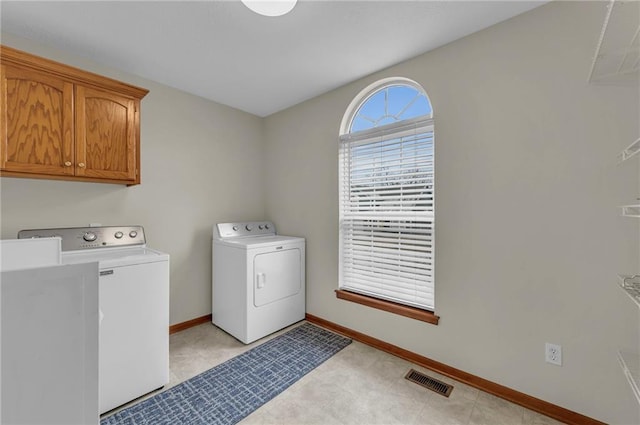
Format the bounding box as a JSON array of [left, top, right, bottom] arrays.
[[216, 221, 276, 239]]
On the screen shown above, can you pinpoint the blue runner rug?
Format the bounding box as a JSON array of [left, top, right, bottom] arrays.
[[101, 323, 351, 425]]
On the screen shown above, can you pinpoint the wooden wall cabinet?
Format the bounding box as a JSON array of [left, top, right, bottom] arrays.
[[0, 46, 148, 185]]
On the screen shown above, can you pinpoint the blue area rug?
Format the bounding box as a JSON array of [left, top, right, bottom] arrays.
[[101, 323, 351, 425]]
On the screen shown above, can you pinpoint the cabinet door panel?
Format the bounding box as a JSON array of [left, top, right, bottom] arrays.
[[76, 86, 136, 181], [0, 65, 74, 175]]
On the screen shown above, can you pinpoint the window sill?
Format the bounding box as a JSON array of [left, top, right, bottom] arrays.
[[335, 289, 439, 325]]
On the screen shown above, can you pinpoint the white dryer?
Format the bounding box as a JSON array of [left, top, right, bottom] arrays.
[[213, 221, 305, 344]]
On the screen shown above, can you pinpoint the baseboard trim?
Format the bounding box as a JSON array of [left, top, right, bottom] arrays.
[[305, 313, 604, 425], [169, 314, 212, 334]]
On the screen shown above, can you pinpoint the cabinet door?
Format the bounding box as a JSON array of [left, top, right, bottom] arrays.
[[0, 64, 74, 176], [75, 86, 137, 181]]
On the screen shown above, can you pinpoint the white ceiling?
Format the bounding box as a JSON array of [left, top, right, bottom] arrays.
[[1, 1, 546, 117]]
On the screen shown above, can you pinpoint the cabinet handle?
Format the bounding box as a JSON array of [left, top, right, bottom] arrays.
[[64, 161, 72, 167], [78, 163, 86, 168]]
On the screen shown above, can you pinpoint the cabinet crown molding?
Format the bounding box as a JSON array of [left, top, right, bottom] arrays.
[[0, 45, 149, 99]]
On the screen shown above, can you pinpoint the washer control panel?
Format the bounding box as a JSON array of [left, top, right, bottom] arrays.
[[18, 226, 146, 251], [216, 221, 276, 239]]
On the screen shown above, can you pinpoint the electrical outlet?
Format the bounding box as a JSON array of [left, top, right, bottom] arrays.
[[545, 343, 562, 366]]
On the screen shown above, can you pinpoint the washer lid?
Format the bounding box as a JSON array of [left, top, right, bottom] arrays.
[[215, 234, 304, 249], [62, 246, 169, 268]]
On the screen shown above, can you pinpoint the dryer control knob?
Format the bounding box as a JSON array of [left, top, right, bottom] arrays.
[[265, 224, 270, 229], [259, 225, 264, 230], [129, 231, 138, 238], [232, 226, 239, 231], [114, 231, 124, 239], [245, 225, 253, 231], [83, 232, 97, 242]]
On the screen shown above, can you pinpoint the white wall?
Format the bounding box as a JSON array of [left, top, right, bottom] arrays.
[[263, 2, 640, 423], [0, 33, 265, 325]]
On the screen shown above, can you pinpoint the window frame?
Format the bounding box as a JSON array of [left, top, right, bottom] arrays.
[[338, 78, 438, 325], [339, 77, 433, 136]]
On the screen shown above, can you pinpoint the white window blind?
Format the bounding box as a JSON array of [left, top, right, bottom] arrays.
[[339, 120, 435, 311]]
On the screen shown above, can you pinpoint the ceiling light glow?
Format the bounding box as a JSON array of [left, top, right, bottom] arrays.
[[241, 0, 297, 17]]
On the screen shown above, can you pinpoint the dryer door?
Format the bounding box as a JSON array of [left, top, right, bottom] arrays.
[[253, 248, 301, 307]]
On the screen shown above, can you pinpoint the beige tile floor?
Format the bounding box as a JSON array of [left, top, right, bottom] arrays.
[[120, 321, 566, 424]]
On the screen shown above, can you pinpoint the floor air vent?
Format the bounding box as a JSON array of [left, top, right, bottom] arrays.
[[405, 369, 453, 397]]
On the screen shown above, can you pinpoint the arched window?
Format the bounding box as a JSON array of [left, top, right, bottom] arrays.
[[338, 78, 436, 315]]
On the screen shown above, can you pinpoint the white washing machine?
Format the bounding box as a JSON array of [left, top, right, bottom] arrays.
[[213, 221, 305, 344], [18, 226, 169, 414]]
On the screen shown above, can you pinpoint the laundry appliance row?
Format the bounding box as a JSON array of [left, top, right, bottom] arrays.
[[1, 218, 304, 423]]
